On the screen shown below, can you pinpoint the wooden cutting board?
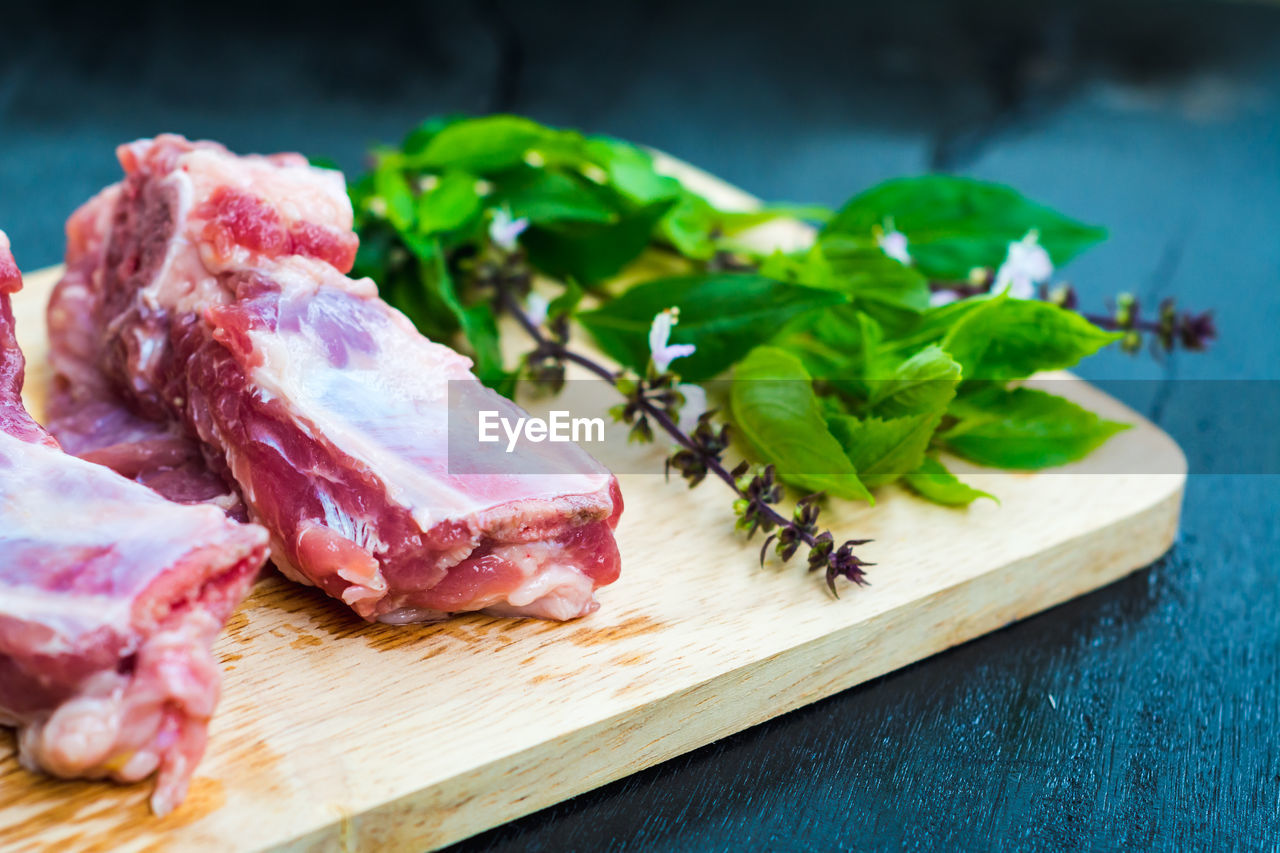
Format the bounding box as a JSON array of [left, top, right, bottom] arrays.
[[0, 162, 1185, 852]]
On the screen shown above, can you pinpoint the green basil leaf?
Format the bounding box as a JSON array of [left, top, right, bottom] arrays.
[[731, 347, 872, 502], [772, 332, 854, 389], [773, 306, 886, 400], [580, 138, 734, 260], [356, 225, 458, 343], [409, 115, 558, 173], [401, 114, 466, 156], [491, 166, 619, 226], [903, 456, 995, 506], [762, 242, 929, 336], [581, 137, 788, 255], [868, 344, 962, 416], [666, 202, 829, 251], [820, 238, 932, 314], [940, 386, 1129, 469], [416, 172, 482, 235], [827, 413, 938, 489], [759, 246, 828, 286], [373, 161, 416, 232], [547, 280, 585, 322], [938, 295, 1122, 381], [657, 192, 718, 259], [823, 175, 1106, 279], [420, 240, 513, 393], [812, 307, 882, 361], [577, 273, 846, 380], [523, 198, 674, 284], [583, 137, 683, 204], [824, 345, 960, 488], [719, 204, 834, 230]]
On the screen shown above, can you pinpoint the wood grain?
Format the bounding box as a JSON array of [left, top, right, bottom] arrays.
[[0, 163, 1185, 853]]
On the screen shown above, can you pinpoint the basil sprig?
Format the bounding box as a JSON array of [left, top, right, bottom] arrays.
[[347, 114, 1147, 512]]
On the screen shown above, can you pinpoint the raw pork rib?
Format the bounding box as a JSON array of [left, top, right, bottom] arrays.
[[0, 231, 269, 814], [49, 136, 623, 623], [46, 188, 246, 515]]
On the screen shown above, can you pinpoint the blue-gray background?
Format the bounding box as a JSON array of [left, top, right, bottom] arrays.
[[2, 1, 1277, 849]]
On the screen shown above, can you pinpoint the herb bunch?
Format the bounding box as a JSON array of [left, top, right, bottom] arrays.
[[345, 114, 1214, 594], [470, 235, 872, 592]]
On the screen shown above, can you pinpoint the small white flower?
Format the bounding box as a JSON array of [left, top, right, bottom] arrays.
[[524, 292, 550, 327], [993, 230, 1053, 299], [648, 307, 696, 373], [489, 207, 529, 252], [930, 289, 961, 307], [878, 229, 911, 265], [675, 383, 708, 435]]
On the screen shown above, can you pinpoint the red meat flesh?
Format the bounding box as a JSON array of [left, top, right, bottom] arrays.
[[0, 231, 269, 814], [47, 135, 623, 623], [46, 187, 246, 515]]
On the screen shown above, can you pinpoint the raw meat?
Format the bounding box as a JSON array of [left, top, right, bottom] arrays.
[[0, 235, 50, 446], [49, 135, 623, 623], [0, 231, 269, 814], [46, 189, 245, 514]]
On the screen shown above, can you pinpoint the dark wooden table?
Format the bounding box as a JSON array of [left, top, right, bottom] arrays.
[[2, 1, 1277, 848]]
